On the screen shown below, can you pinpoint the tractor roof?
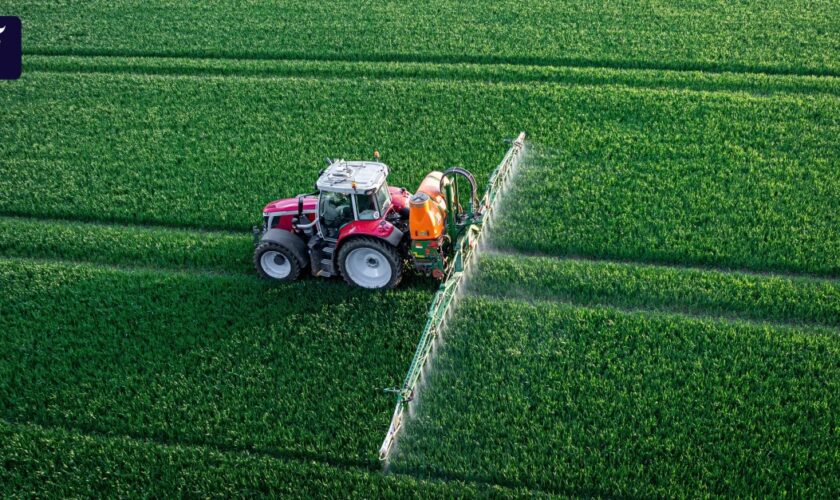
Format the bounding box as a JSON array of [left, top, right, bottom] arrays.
[[316, 160, 389, 194]]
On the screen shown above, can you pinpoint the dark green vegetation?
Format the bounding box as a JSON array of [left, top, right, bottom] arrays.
[[473, 253, 840, 327], [393, 297, 840, 497], [0, 216, 252, 274], [8, 1, 840, 75], [2, 0, 839, 496], [492, 140, 839, 276], [24, 55, 840, 97], [0, 72, 508, 230], [3, 71, 838, 276], [0, 259, 430, 464], [0, 422, 535, 498]]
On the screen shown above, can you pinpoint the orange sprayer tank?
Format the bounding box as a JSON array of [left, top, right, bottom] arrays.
[[409, 171, 447, 240]]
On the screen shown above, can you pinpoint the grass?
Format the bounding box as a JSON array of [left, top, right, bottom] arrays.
[[393, 296, 840, 497], [472, 253, 840, 327], [0, 216, 252, 275], [491, 138, 839, 276], [8, 0, 840, 75], [0, 259, 432, 465], [2, 1, 838, 495], [0, 422, 536, 498], [0, 72, 512, 230], [2, 71, 837, 276], [24, 55, 840, 97]]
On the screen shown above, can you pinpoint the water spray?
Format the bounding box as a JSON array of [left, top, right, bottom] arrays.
[[378, 132, 527, 463]]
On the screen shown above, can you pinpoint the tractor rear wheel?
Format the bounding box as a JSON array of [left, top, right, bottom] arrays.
[[337, 237, 402, 289], [254, 242, 303, 281]]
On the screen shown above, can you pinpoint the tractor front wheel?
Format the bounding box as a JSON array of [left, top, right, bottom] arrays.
[[254, 242, 303, 281], [338, 237, 402, 289]]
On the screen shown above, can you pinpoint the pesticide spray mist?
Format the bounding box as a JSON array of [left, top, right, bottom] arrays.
[[383, 140, 532, 472]]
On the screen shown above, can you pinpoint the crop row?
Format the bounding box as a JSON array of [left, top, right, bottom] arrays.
[[9, 0, 840, 75], [472, 253, 840, 327], [0, 259, 432, 464], [490, 138, 839, 276], [0, 422, 535, 498], [0, 216, 252, 275], [2, 72, 837, 275], [393, 296, 840, 497], [25, 55, 840, 98], [1, 72, 514, 231]]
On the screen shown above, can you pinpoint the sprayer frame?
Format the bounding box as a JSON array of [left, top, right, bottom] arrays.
[[378, 132, 527, 461]]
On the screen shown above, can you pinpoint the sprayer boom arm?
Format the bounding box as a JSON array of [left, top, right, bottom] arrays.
[[378, 132, 526, 461]]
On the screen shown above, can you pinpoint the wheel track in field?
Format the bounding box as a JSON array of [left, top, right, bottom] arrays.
[[0, 255, 250, 280], [20, 54, 840, 98], [4, 213, 839, 282], [1, 418, 563, 498], [484, 247, 840, 284], [0, 418, 375, 474], [467, 290, 840, 333], [0, 212, 246, 236], [3, 252, 837, 332], [24, 47, 840, 79]]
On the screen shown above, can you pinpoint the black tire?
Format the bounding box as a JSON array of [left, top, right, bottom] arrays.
[[337, 237, 403, 289], [254, 242, 303, 281]]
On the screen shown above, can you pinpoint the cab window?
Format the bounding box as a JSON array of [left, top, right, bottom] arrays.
[[355, 193, 379, 220], [319, 191, 353, 239], [376, 184, 391, 212]]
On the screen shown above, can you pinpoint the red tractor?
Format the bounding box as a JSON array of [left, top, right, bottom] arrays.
[[254, 133, 526, 289], [255, 156, 482, 288]]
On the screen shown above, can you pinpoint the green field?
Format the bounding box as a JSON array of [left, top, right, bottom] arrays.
[[0, 260, 432, 464], [8, 1, 840, 75], [1, 0, 838, 496], [492, 143, 839, 276], [472, 253, 840, 327], [392, 297, 839, 497], [3, 70, 837, 276], [0, 216, 252, 274], [0, 422, 536, 498]]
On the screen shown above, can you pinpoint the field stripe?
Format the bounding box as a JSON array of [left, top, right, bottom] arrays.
[[472, 252, 840, 329], [25, 47, 840, 79], [2, 214, 835, 285], [490, 143, 839, 278], [0, 216, 254, 276], [0, 210, 244, 235], [10, 0, 840, 81], [0, 417, 374, 472], [23, 55, 840, 98], [0, 255, 249, 280], [0, 419, 552, 497], [0, 213, 244, 236], [484, 248, 840, 284], [392, 295, 840, 497], [469, 291, 838, 332]]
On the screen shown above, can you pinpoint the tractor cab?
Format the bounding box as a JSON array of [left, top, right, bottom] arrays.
[[315, 160, 393, 239], [254, 158, 410, 289]]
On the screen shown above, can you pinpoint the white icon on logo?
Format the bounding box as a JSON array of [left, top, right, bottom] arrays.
[[0, 26, 5, 45]]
